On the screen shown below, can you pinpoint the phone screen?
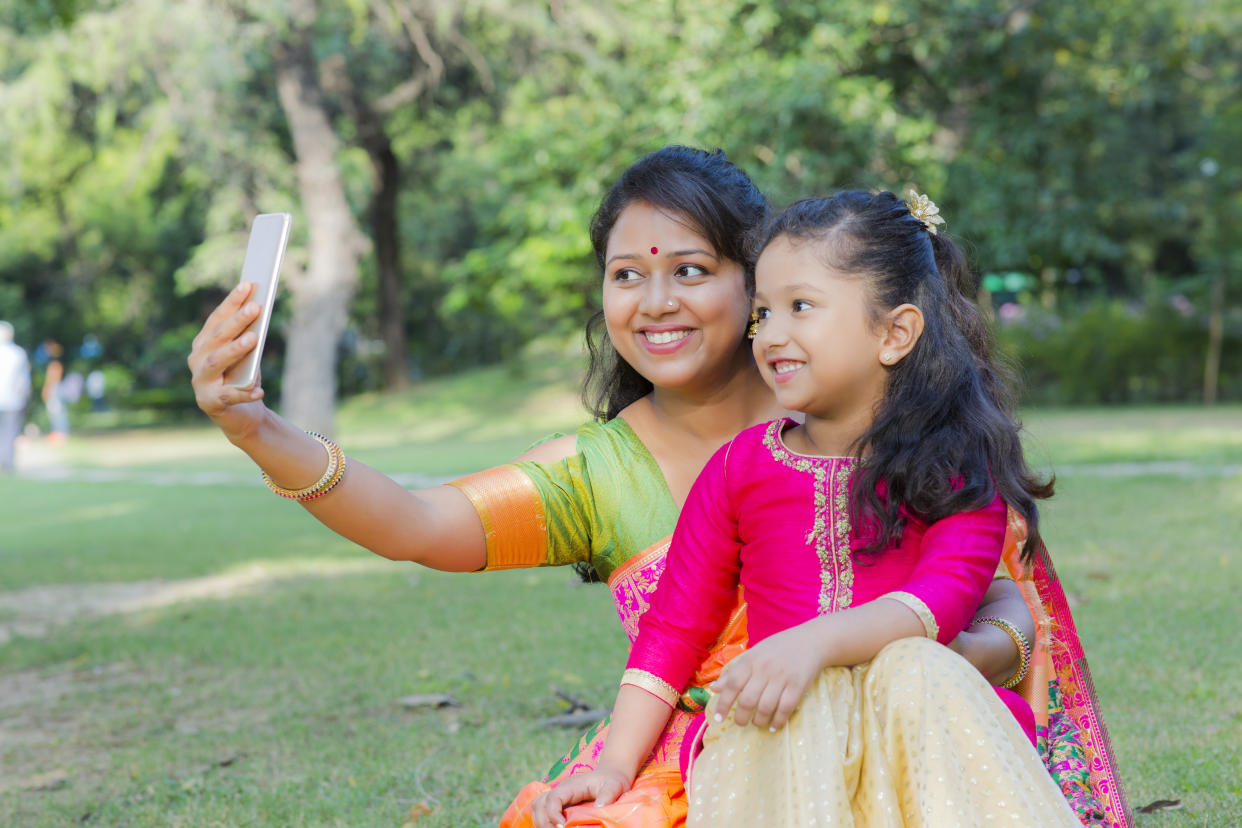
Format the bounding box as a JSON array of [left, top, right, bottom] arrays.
[[224, 212, 292, 389]]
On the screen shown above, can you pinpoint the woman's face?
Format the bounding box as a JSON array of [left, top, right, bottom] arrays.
[[602, 201, 752, 396]]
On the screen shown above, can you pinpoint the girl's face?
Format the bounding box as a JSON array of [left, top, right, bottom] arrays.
[[751, 236, 889, 421], [603, 201, 752, 395]]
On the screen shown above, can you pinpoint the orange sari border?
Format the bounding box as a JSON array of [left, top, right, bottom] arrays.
[[446, 465, 548, 571]]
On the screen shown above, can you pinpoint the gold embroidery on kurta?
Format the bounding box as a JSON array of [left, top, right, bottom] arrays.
[[763, 420, 855, 614]]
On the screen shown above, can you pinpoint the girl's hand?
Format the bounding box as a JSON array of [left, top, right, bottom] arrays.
[[710, 622, 825, 731], [188, 282, 269, 443], [530, 766, 632, 828]]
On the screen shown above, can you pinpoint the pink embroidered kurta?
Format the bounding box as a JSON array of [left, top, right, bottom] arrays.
[[624, 418, 1007, 703]]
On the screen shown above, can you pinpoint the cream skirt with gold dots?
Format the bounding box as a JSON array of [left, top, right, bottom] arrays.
[[688, 637, 1081, 827]]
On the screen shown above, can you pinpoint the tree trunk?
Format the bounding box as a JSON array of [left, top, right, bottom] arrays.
[[1203, 269, 1225, 406], [369, 129, 410, 390], [273, 2, 367, 437], [317, 53, 411, 390]]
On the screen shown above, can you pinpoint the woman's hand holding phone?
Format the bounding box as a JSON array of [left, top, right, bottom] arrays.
[[188, 281, 270, 444], [190, 212, 289, 444]]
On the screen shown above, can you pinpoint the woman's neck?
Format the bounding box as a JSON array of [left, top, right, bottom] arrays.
[[620, 357, 782, 508], [646, 362, 780, 444]]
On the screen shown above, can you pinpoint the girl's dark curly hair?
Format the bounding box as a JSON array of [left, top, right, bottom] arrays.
[[582, 145, 769, 421], [756, 191, 1054, 562]]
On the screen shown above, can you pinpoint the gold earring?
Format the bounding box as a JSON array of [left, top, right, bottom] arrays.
[[747, 312, 759, 340]]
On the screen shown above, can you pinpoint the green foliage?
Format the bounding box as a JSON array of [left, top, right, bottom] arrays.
[[0, 0, 1238, 404], [1000, 299, 1242, 404]]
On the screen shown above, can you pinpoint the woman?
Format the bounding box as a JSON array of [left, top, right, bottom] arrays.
[[188, 146, 1124, 826]]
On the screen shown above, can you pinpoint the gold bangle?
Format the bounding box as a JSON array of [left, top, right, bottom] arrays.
[[262, 432, 345, 501], [298, 446, 348, 502], [975, 616, 1031, 690]]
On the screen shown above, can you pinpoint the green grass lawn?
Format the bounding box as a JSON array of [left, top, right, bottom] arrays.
[[2, 378, 1239, 826]]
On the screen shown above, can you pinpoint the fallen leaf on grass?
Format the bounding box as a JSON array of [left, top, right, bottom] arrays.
[[401, 801, 435, 826], [1138, 799, 1183, 813], [1085, 571, 1111, 581], [397, 693, 460, 709]]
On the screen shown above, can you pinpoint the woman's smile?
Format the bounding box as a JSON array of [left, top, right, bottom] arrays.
[[639, 325, 696, 352]]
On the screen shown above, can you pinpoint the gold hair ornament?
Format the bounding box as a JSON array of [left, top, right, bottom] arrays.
[[906, 189, 946, 235]]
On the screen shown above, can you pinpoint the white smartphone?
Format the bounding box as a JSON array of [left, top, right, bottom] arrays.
[[224, 212, 292, 390]]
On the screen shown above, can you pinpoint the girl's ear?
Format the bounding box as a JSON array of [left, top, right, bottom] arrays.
[[878, 304, 924, 366]]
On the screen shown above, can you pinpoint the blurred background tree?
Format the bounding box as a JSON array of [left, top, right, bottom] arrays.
[[1, 0, 1238, 427]]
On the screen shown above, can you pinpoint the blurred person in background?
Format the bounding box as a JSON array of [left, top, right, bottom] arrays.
[[0, 321, 31, 472], [86, 368, 107, 412], [41, 339, 69, 443], [80, 333, 107, 411]]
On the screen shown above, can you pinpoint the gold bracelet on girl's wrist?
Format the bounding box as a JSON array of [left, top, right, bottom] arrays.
[[974, 616, 1032, 690], [262, 431, 348, 502]]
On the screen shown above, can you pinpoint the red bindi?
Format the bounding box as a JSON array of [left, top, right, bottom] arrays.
[[650, 246, 659, 255]]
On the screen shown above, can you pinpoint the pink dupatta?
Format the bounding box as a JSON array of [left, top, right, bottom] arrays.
[[1003, 511, 1132, 827]]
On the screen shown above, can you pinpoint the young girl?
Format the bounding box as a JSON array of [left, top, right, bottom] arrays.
[[532, 190, 1083, 827]]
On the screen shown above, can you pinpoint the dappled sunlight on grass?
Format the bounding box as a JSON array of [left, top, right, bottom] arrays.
[[0, 479, 371, 589], [3, 387, 1241, 825], [1023, 405, 1242, 467], [336, 344, 586, 443], [56, 499, 146, 526], [0, 558, 397, 645]]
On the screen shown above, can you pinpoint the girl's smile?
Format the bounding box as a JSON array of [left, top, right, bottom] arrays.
[[768, 358, 805, 382]]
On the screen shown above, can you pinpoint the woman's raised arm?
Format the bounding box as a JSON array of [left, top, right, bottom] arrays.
[[189, 281, 496, 572]]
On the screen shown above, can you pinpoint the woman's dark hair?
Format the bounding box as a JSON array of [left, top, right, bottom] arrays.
[[582, 145, 769, 421], [756, 191, 1054, 562]]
